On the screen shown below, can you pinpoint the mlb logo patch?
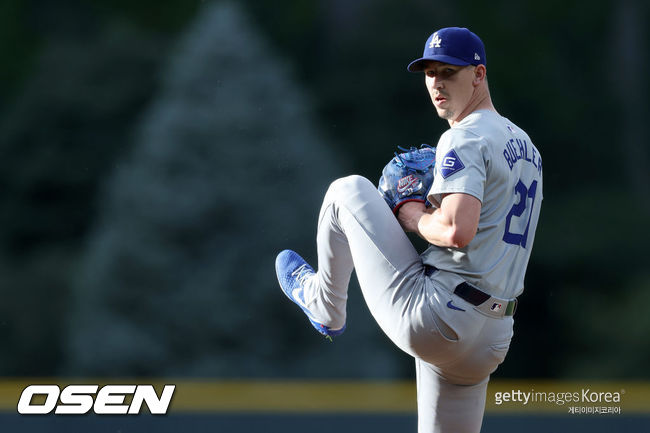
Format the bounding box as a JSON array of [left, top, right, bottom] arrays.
[[490, 303, 503, 312], [439, 149, 465, 178]]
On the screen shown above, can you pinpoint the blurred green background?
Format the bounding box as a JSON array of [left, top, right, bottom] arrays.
[[0, 0, 648, 382]]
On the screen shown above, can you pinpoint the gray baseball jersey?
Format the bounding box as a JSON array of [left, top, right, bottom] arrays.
[[422, 109, 543, 300]]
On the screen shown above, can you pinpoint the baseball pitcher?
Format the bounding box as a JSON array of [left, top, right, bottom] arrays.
[[275, 27, 543, 433]]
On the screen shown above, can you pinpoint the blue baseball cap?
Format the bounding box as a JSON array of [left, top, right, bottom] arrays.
[[407, 27, 486, 72]]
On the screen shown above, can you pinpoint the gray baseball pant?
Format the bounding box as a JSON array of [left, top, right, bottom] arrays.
[[307, 175, 514, 433]]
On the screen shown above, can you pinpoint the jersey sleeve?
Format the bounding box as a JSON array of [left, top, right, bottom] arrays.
[[428, 128, 486, 206]]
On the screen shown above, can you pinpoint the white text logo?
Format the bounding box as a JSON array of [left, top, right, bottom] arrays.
[[17, 384, 176, 415], [429, 33, 442, 48], [442, 156, 456, 167]]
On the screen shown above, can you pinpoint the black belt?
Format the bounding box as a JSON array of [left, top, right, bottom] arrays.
[[424, 265, 517, 316], [454, 281, 491, 305]]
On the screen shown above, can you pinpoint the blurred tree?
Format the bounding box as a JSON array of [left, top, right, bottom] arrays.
[[0, 16, 166, 374], [62, 1, 406, 378], [559, 274, 650, 378], [611, 0, 649, 202], [0, 0, 39, 108]]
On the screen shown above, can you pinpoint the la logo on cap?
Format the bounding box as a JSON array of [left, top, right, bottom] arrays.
[[429, 33, 442, 49]]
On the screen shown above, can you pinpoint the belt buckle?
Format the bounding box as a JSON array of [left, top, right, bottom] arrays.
[[505, 298, 518, 316]]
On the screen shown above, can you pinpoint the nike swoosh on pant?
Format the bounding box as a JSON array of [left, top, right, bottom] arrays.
[[446, 300, 466, 311]]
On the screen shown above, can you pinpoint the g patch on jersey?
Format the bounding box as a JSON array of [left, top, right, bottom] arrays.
[[439, 149, 465, 178]]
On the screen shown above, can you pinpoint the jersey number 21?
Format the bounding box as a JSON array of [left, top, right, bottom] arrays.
[[503, 179, 538, 248]]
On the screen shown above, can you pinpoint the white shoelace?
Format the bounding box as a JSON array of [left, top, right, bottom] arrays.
[[291, 264, 313, 287]]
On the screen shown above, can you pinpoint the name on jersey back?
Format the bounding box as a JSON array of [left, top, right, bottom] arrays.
[[503, 138, 542, 175]]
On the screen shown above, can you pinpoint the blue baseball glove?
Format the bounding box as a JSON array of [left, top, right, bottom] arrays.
[[378, 145, 436, 213]]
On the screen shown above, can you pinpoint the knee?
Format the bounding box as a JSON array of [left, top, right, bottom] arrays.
[[323, 175, 384, 215], [328, 175, 375, 198]]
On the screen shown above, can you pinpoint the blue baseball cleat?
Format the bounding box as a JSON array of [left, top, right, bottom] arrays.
[[275, 250, 345, 339]]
